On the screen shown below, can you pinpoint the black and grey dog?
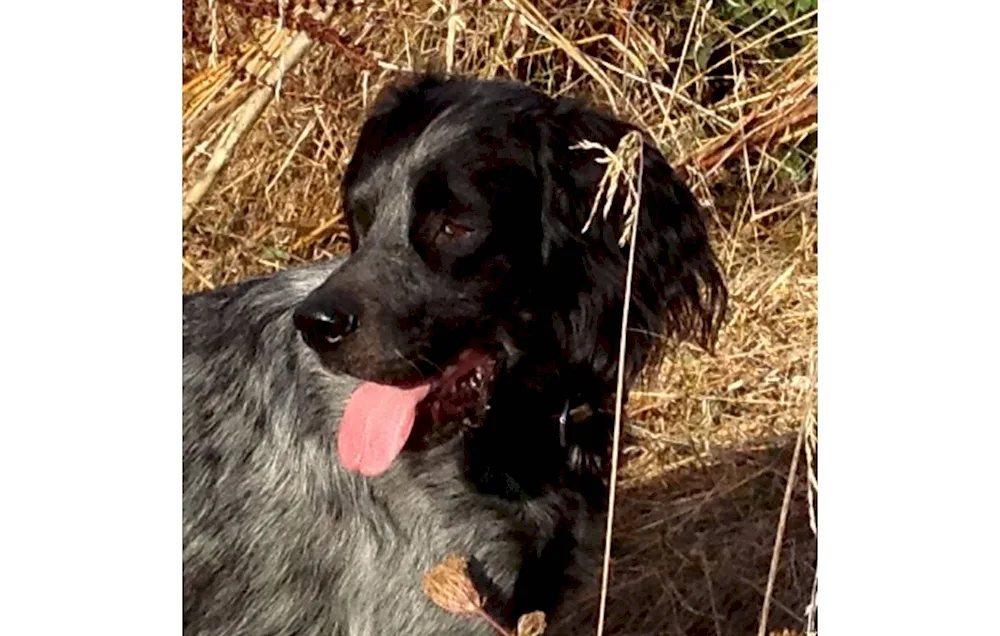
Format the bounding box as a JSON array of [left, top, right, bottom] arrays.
[[183, 75, 726, 635]]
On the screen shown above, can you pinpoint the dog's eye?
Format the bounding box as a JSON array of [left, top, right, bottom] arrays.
[[439, 220, 472, 241]]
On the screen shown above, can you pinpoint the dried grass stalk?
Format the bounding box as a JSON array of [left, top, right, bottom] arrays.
[[757, 413, 808, 636], [573, 130, 643, 246], [576, 130, 646, 636], [182, 5, 336, 222], [501, 0, 619, 109]]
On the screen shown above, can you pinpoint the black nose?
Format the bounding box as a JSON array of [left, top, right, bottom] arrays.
[[293, 307, 359, 352]]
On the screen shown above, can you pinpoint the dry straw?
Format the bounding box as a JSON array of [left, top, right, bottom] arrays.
[[573, 130, 643, 245], [573, 130, 644, 636], [183, 1, 818, 633], [183, 3, 338, 222]]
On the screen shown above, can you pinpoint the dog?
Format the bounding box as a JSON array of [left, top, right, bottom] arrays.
[[183, 74, 726, 636]]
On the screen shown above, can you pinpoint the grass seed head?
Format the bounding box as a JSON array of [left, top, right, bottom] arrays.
[[421, 553, 483, 616], [516, 610, 547, 636]]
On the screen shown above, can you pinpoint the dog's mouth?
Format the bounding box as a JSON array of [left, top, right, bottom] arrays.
[[336, 347, 499, 477], [421, 348, 498, 426]]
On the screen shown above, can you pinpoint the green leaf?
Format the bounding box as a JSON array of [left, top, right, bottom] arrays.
[[795, 0, 817, 15], [262, 247, 290, 261]]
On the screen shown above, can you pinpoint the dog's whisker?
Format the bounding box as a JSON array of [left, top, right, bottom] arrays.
[[413, 354, 445, 376]]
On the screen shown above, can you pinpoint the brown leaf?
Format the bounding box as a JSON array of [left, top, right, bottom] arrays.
[[421, 554, 483, 616]]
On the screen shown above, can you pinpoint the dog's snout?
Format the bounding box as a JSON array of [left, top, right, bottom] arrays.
[[293, 307, 359, 352]]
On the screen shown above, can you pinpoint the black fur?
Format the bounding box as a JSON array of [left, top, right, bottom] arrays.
[[183, 74, 726, 635]]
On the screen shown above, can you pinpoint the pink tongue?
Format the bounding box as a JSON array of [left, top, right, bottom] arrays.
[[337, 381, 432, 476]]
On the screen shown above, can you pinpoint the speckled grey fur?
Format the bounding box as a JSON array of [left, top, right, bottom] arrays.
[[183, 258, 597, 636]]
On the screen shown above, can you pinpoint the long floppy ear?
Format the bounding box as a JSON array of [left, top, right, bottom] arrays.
[[342, 73, 452, 250], [534, 99, 727, 388]]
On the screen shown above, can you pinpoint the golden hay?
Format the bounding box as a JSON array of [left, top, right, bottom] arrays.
[[182, 1, 818, 633]]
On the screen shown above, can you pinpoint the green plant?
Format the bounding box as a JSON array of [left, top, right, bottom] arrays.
[[714, 0, 818, 57]]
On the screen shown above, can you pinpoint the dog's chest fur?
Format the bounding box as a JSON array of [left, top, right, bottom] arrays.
[[183, 261, 595, 636]]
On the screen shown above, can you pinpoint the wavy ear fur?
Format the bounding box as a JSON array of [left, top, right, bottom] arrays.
[[534, 99, 727, 389]]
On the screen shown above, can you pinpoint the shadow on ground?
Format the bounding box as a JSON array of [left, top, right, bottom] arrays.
[[554, 437, 816, 635]]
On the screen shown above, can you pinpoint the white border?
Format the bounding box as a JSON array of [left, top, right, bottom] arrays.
[[3, 1, 180, 634], [821, 1, 1000, 633]]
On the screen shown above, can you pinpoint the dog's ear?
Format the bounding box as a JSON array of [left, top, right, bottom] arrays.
[[368, 73, 448, 116], [532, 99, 727, 387], [343, 73, 454, 250], [346, 74, 453, 165]]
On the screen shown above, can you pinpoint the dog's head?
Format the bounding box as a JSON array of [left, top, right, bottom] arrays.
[[293, 75, 725, 475]]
